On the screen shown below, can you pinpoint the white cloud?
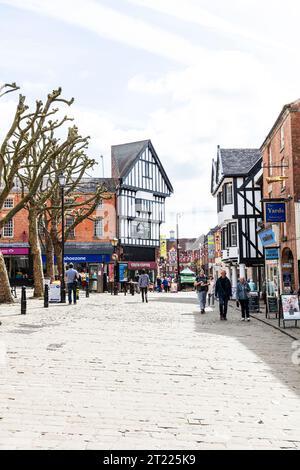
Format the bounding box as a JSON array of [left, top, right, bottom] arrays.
[[0, 0, 206, 65]]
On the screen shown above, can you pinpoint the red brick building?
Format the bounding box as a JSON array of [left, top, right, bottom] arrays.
[[261, 98, 300, 293], [0, 178, 117, 283]]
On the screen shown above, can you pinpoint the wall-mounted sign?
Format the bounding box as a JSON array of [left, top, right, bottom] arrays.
[[259, 228, 276, 247], [0, 247, 29, 255], [128, 261, 157, 270], [265, 247, 279, 260], [265, 202, 286, 223]]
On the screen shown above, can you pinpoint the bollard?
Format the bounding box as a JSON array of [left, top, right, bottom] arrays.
[[44, 284, 49, 308], [21, 286, 27, 315], [124, 282, 127, 296], [130, 282, 135, 296], [85, 282, 89, 298]]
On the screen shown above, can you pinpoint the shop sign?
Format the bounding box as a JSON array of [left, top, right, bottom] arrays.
[[267, 296, 279, 315], [0, 247, 29, 255], [42, 254, 111, 263], [265, 247, 279, 260], [265, 202, 286, 223], [258, 228, 276, 247], [282, 295, 300, 321], [128, 261, 157, 270], [119, 263, 128, 282], [282, 263, 292, 268], [160, 235, 167, 259], [49, 284, 61, 303]]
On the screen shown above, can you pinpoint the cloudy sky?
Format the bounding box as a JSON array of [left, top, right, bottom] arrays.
[[1, 0, 300, 237]]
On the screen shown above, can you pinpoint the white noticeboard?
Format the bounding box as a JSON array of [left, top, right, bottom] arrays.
[[49, 284, 61, 303], [281, 295, 300, 321]]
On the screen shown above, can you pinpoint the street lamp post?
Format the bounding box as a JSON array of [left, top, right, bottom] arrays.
[[111, 237, 118, 295], [59, 173, 66, 303]]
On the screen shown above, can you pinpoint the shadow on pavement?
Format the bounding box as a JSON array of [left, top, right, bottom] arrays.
[[192, 301, 300, 398]]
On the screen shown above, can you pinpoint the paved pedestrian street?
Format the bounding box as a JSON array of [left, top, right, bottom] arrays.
[[0, 292, 300, 450]]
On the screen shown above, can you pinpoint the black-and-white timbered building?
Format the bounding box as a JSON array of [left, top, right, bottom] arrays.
[[211, 146, 264, 296], [112, 140, 173, 272]]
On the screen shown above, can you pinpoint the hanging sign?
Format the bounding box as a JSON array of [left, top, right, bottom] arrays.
[[265, 247, 279, 260], [265, 202, 286, 222], [259, 228, 276, 247]]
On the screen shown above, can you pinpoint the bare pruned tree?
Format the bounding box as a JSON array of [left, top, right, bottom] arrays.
[[0, 85, 75, 303]]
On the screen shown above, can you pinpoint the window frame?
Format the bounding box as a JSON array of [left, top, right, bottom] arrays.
[[229, 222, 237, 247], [94, 218, 103, 238], [280, 125, 285, 150], [2, 219, 14, 238], [3, 197, 14, 209], [65, 216, 75, 239], [224, 182, 233, 205]]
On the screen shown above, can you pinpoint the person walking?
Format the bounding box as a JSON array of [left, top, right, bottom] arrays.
[[138, 269, 150, 303], [65, 263, 79, 305], [195, 269, 209, 313], [156, 276, 162, 293], [237, 277, 251, 321], [207, 276, 215, 307], [215, 270, 232, 320], [162, 277, 169, 293]]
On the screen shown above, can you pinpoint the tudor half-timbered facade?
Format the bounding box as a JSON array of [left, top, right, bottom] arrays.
[[112, 140, 173, 265], [211, 146, 264, 294]]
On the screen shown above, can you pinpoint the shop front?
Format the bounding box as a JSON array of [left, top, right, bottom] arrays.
[[0, 244, 33, 286], [127, 261, 157, 283]]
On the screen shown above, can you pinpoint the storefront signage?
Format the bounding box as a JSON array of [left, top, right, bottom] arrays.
[[49, 284, 61, 303], [42, 254, 111, 263], [160, 235, 167, 259], [265, 247, 279, 260], [281, 295, 300, 321], [248, 292, 259, 313], [0, 247, 29, 255], [128, 261, 157, 270], [267, 296, 278, 315], [258, 228, 276, 247], [119, 263, 128, 282], [265, 202, 286, 223]]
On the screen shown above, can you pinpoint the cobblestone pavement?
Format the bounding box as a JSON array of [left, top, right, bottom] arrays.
[[0, 291, 300, 450]]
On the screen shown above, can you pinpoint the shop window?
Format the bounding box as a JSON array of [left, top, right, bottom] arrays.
[[94, 218, 103, 238], [3, 219, 13, 237], [3, 198, 13, 209]]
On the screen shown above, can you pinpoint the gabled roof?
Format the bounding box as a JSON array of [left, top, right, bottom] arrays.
[[219, 148, 261, 175], [111, 139, 173, 193], [112, 140, 148, 179], [75, 177, 118, 193], [211, 146, 261, 195]]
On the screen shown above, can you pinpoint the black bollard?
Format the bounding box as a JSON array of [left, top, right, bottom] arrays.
[[86, 282, 89, 298], [130, 282, 135, 296], [124, 282, 127, 296], [44, 284, 49, 308], [21, 286, 27, 315]]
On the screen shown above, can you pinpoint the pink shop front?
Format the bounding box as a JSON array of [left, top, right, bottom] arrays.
[[0, 244, 33, 285]]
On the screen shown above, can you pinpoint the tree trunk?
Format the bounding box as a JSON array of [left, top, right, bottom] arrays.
[[45, 230, 55, 281], [0, 253, 14, 303], [28, 208, 44, 297]]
